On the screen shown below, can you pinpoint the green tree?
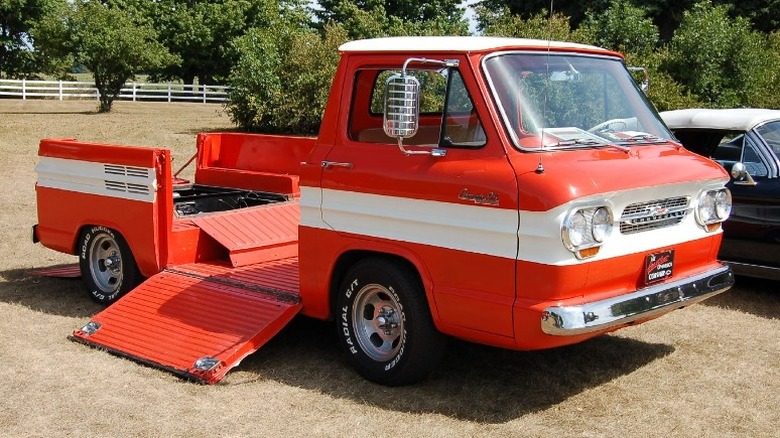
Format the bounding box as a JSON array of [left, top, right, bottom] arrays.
[[315, 0, 467, 39], [35, 0, 177, 112], [316, 0, 464, 24], [759, 31, 780, 108], [147, 0, 309, 86], [227, 1, 468, 133], [476, 0, 609, 29], [476, 7, 586, 42], [578, 0, 659, 55], [0, 0, 67, 78], [624, 50, 703, 111], [227, 23, 346, 134], [663, 0, 772, 107], [733, 0, 780, 33]]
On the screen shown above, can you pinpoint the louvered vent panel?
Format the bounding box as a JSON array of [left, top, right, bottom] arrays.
[[104, 164, 149, 178]]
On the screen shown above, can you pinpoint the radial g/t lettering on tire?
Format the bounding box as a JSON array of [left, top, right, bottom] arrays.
[[336, 257, 447, 386], [78, 226, 141, 305]]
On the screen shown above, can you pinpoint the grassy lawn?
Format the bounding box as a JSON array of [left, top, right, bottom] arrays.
[[0, 100, 777, 437]]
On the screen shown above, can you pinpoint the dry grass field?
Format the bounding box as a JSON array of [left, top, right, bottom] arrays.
[[0, 100, 778, 437]]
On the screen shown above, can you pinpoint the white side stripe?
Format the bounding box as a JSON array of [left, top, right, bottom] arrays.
[[36, 156, 156, 203], [300, 187, 519, 259], [301, 179, 724, 267]]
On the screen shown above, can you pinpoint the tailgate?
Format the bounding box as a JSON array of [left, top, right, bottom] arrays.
[[69, 258, 301, 384]]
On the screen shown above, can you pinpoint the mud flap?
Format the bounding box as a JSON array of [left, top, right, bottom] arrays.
[[69, 261, 301, 384]]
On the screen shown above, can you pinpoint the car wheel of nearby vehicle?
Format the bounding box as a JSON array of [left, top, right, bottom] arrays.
[[336, 258, 447, 386], [78, 226, 140, 305]]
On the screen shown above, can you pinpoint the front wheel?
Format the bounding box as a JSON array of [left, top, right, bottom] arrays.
[[336, 258, 446, 386], [78, 226, 140, 305]]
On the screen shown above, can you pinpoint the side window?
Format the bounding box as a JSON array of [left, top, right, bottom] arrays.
[[441, 71, 486, 147], [350, 68, 485, 147], [711, 134, 744, 163], [712, 134, 769, 177], [756, 121, 780, 158], [743, 138, 769, 177]]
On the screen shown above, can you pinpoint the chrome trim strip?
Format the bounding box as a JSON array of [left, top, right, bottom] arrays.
[[541, 265, 734, 335]]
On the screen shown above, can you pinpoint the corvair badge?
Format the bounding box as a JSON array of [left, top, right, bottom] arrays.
[[458, 188, 500, 206], [647, 205, 668, 216]]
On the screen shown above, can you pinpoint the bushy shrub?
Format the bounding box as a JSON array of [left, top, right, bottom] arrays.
[[226, 2, 467, 134], [476, 7, 586, 42], [578, 0, 659, 56], [663, 0, 772, 108], [226, 24, 346, 135]]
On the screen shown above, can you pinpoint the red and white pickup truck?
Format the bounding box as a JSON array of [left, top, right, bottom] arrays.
[[33, 36, 735, 386]]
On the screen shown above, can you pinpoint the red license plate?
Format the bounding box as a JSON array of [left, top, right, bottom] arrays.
[[644, 250, 674, 285]]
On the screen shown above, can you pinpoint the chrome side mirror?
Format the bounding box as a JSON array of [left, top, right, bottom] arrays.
[[383, 73, 420, 139], [383, 57, 459, 156], [731, 162, 757, 186]]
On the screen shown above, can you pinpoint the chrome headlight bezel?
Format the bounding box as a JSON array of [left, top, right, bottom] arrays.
[[695, 188, 732, 227], [591, 206, 613, 242], [714, 189, 732, 220], [562, 205, 614, 253]]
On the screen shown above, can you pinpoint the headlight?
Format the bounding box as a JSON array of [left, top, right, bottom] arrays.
[[564, 211, 588, 248], [591, 207, 613, 242], [715, 189, 732, 219], [562, 205, 613, 256], [696, 188, 731, 228]]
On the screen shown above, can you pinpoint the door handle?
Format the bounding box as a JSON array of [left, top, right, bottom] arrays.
[[321, 161, 354, 169]]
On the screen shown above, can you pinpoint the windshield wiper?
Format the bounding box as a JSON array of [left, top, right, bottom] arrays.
[[549, 138, 604, 148], [617, 133, 667, 144]]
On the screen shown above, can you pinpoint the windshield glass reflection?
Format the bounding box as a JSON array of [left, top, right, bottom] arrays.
[[483, 53, 673, 150]]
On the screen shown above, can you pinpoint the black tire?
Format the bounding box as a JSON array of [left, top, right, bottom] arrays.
[[78, 226, 141, 305], [336, 258, 447, 386]]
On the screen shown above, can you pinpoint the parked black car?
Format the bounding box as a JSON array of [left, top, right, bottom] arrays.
[[662, 108, 780, 280]]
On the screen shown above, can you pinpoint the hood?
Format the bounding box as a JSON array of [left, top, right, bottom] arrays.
[[511, 143, 729, 212]]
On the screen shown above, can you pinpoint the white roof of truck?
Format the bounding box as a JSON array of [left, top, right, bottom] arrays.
[[662, 108, 780, 132], [339, 36, 609, 54]]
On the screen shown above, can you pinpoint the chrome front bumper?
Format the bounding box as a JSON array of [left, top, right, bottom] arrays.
[[541, 265, 734, 336]]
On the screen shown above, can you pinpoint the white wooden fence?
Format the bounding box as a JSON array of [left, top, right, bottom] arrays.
[[0, 79, 228, 103]]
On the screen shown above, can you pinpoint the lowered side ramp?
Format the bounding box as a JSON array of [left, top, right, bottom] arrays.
[[69, 258, 301, 384]]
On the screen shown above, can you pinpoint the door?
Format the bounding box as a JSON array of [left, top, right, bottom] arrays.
[[716, 129, 780, 270], [318, 56, 520, 337]]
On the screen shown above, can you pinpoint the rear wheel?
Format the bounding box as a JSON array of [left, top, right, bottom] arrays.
[[336, 258, 446, 386], [78, 226, 140, 305]]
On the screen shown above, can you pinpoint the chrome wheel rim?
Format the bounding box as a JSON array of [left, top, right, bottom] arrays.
[[351, 284, 404, 362], [89, 234, 122, 293]]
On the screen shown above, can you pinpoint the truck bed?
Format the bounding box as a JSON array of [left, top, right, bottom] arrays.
[[172, 184, 288, 217], [40, 132, 310, 384], [35, 132, 315, 275]]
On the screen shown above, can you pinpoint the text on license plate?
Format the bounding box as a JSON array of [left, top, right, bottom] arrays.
[[645, 250, 674, 284]]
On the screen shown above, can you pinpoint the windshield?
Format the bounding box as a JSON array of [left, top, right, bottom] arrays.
[[483, 52, 673, 150], [756, 120, 780, 159]]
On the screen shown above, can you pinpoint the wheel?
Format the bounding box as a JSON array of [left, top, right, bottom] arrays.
[[336, 258, 447, 386], [78, 226, 141, 305]]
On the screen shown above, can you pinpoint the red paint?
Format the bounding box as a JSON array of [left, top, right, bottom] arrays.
[[71, 264, 301, 384], [33, 38, 731, 383]]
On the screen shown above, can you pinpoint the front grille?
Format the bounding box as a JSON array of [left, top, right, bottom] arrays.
[[620, 196, 690, 234]]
